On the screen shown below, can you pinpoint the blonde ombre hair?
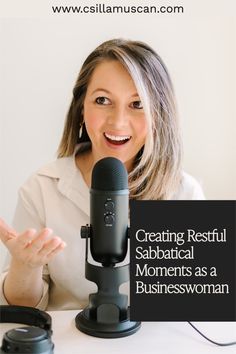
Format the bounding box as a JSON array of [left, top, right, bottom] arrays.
[[58, 39, 182, 200]]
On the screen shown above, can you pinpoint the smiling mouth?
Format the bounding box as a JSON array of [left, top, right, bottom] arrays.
[[104, 132, 131, 145]]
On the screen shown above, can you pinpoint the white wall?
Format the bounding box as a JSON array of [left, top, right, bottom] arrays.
[[1, 0, 236, 269]]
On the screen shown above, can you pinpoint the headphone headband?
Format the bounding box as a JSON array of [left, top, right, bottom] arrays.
[[0, 305, 52, 334]]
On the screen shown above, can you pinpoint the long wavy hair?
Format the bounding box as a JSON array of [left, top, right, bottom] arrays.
[[57, 39, 183, 199]]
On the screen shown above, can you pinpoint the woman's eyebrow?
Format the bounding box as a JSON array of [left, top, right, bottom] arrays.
[[91, 88, 140, 98], [91, 88, 111, 95]]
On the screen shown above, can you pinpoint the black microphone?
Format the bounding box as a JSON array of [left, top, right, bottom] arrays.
[[76, 157, 141, 338], [90, 157, 129, 266]]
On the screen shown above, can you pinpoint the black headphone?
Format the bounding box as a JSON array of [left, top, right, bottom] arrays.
[[0, 305, 54, 354]]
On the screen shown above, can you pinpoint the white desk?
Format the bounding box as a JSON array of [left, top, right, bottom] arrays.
[[1, 310, 236, 354]]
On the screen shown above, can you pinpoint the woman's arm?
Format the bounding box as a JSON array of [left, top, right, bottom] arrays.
[[4, 258, 44, 307]]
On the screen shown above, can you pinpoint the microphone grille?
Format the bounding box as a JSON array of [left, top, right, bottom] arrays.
[[91, 157, 128, 190]]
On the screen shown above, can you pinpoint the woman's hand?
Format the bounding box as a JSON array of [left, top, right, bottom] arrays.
[[0, 218, 66, 268]]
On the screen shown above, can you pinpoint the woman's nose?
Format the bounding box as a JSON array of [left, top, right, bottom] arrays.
[[107, 106, 129, 127]]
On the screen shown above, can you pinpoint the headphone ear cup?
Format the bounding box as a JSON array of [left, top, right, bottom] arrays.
[[1, 326, 54, 354]]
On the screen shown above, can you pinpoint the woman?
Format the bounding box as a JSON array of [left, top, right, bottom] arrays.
[[0, 39, 204, 310]]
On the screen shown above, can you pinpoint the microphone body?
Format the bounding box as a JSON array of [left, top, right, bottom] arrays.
[[90, 157, 129, 266], [90, 190, 128, 266]]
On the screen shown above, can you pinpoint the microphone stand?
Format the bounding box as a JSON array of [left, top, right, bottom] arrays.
[[75, 225, 141, 338]]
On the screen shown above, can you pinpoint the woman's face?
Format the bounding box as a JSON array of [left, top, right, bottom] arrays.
[[83, 60, 148, 171]]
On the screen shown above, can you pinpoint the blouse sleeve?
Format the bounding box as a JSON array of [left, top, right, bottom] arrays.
[[172, 172, 205, 200]]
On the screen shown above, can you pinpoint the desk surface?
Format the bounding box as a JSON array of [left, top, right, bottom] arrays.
[[1, 310, 236, 354]]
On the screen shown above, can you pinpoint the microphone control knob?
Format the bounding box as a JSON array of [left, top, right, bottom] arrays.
[[81, 225, 90, 238], [104, 201, 115, 212], [104, 214, 115, 225]]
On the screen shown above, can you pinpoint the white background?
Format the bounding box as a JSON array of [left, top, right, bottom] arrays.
[[0, 0, 235, 268]]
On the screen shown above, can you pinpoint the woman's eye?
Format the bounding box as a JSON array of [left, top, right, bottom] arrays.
[[131, 101, 143, 109], [95, 97, 110, 105]]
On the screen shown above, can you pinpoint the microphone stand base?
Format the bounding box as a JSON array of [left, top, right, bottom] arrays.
[[75, 308, 141, 338]]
